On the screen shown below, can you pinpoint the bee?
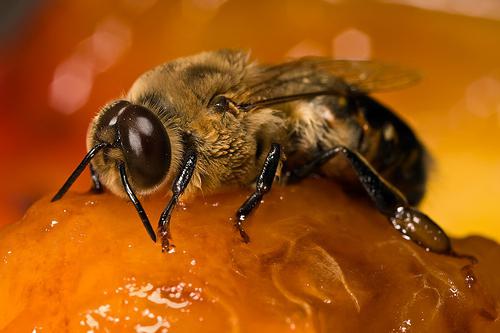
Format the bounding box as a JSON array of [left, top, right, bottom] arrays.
[[52, 49, 454, 256]]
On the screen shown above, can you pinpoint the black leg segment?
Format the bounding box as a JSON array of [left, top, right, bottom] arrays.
[[289, 146, 452, 254], [235, 143, 282, 243], [158, 150, 197, 252], [118, 163, 156, 242]]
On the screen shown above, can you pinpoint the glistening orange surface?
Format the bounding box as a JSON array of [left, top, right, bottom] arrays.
[[0, 179, 498, 332], [0, 0, 499, 242]]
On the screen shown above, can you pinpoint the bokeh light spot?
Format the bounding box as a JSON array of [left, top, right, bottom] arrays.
[[286, 40, 327, 58], [49, 55, 93, 115], [465, 76, 500, 118], [332, 28, 371, 60], [89, 18, 132, 74], [383, 0, 500, 21], [48, 17, 131, 115]]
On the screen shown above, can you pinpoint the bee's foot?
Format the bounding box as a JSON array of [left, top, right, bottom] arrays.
[[235, 224, 250, 243], [161, 238, 175, 253], [158, 229, 174, 253], [390, 206, 452, 254]]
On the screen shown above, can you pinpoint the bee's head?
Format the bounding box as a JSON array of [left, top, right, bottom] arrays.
[[88, 100, 171, 196]]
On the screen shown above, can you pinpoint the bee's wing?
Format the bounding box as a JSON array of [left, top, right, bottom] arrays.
[[321, 59, 420, 92], [233, 58, 420, 110]]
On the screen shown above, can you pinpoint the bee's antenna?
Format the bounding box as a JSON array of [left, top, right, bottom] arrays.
[[51, 142, 111, 202], [118, 162, 157, 242]]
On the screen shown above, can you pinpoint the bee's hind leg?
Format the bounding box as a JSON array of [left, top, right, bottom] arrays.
[[235, 143, 282, 243], [288, 146, 454, 255]]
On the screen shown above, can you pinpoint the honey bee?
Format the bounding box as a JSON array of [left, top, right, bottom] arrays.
[[52, 49, 454, 256]]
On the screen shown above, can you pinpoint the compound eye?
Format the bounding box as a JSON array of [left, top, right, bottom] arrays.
[[211, 95, 229, 112], [118, 104, 171, 190], [94, 100, 130, 132]]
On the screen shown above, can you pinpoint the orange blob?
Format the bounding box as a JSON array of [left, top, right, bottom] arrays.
[[0, 179, 498, 332]]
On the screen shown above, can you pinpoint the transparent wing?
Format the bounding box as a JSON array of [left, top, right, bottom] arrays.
[[231, 58, 420, 109], [321, 59, 421, 92]]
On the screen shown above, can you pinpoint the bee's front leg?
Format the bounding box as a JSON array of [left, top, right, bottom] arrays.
[[288, 146, 457, 256], [158, 150, 197, 252], [235, 143, 282, 243], [118, 162, 156, 242]]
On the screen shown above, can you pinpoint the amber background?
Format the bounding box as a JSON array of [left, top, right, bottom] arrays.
[[0, 0, 499, 241]]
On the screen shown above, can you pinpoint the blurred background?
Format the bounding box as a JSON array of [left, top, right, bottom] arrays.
[[0, 0, 498, 241]]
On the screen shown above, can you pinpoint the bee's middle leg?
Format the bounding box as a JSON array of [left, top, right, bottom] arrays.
[[235, 143, 282, 243], [287, 146, 453, 255]]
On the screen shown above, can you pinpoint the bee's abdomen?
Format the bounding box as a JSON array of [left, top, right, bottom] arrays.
[[285, 94, 428, 205], [354, 95, 428, 205]]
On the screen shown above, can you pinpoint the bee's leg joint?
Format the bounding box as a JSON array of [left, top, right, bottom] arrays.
[[235, 143, 282, 242]]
